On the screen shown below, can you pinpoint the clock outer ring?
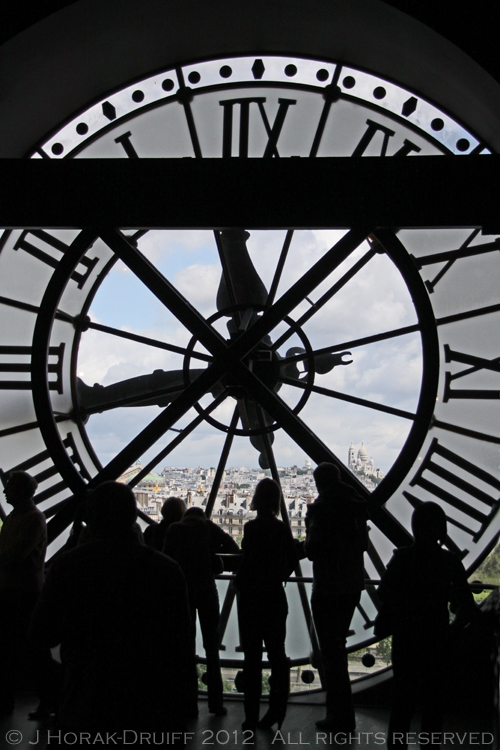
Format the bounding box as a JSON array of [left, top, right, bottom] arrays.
[[2, 0, 500, 157], [30, 227, 439, 517]]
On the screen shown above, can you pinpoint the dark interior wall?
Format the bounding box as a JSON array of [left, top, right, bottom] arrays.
[[1, 0, 500, 156], [3, 0, 500, 84]]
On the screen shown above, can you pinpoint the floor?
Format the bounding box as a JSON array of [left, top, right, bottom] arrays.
[[0, 694, 494, 748]]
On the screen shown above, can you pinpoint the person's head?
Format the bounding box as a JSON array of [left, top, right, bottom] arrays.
[[86, 481, 138, 539], [3, 471, 38, 507], [161, 496, 186, 523], [184, 506, 206, 520], [251, 478, 281, 516], [313, 462, 341, 493], [411, 502, 447, 547]]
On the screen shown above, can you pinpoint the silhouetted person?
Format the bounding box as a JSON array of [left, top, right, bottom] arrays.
[[163, 505, 240, 716], [0, 471, 57, 718], [304, 462, 368, 732], [144, 496, 186, 550], [376, 502, 475, 749], [31, 481, 195, 739], [235, 478, 297, 731]]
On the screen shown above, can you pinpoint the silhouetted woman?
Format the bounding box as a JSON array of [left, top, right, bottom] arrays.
[[235, 478, 297, 731], [376, 502, 475, 749]]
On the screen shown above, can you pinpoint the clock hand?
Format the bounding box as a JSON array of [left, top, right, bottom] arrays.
[[279, 347, 352, 380], [76, 370, 224, 418], [216, 229, 269, 337]]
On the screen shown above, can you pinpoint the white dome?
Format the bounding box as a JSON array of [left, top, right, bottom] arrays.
[[358, 442, 368, 458]]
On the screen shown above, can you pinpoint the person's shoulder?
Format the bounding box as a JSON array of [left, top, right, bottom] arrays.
[[386, 545, 414, 570], [337, 482, 367, 508], [209, 518, 227, 533], [306, 500, 325, 516], [392, 545, 412, 559], [24, 505, 47, 526], [439, 547, 466, 572], [271, 515, 287, 532]]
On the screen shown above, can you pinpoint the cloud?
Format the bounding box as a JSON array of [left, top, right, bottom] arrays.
[[173, 263, 221, 317]]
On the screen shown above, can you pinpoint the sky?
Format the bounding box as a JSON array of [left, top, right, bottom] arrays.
[[77, 228, 423, 475]]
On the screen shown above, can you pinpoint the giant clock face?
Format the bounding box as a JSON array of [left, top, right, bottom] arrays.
[[0, 54, 499, 667]]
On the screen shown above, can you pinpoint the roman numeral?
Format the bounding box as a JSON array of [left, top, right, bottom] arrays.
[[365, 537, 387, 579], [352, 119, 421, 157], [0, 415, 67, 440], [0, 344, 65, 393], [114, 131, 139, 158], [0, 433, 91, 503], [406, 437, 500, 549], [349, 594, 377, 634], [413, 230, 500, 293], [219, 97, 296, 157], [14, 230, 99, 289], [443, 345, 500, 401]]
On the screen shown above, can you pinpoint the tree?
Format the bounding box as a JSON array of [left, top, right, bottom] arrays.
[[472, 541, 500, 585], [374, 637, 392, 664]]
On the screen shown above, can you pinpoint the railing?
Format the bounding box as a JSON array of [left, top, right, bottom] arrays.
[[202, 563, 499, 696]]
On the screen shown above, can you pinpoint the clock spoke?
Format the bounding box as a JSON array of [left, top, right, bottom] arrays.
[[99, 228, 228, 360], [125, 391, 229, 489], [230, 227, 371, 361], [86, 321, 213, 363], [233, 364, 413, 546], [86, 361, 227, 486], [205, 405, 240, 519], [279, 323, 421, 365], [271, 244, 376, 352], [281, 376, 416, 421], [267, 230, 294, 307]]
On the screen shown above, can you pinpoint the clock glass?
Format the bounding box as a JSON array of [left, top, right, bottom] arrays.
[[0, 54, 498, 687]]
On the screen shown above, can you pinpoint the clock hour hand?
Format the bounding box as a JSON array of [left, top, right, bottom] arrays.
[[75, 369, 223, 419]]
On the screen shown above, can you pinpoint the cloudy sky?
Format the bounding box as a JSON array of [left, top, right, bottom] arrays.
[[77, 229, 422, 474]]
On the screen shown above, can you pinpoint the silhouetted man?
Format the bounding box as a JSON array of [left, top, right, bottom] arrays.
[[377, 502, 475, 749], [305, 462, 368, 732], [31, 481, 195, 737], [144, 496, 186, 550], [164, 506, 240, 716], [0, 471, 51, 717]]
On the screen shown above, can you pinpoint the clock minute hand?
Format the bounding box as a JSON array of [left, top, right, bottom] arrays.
[[216, 229, 269, 335]]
